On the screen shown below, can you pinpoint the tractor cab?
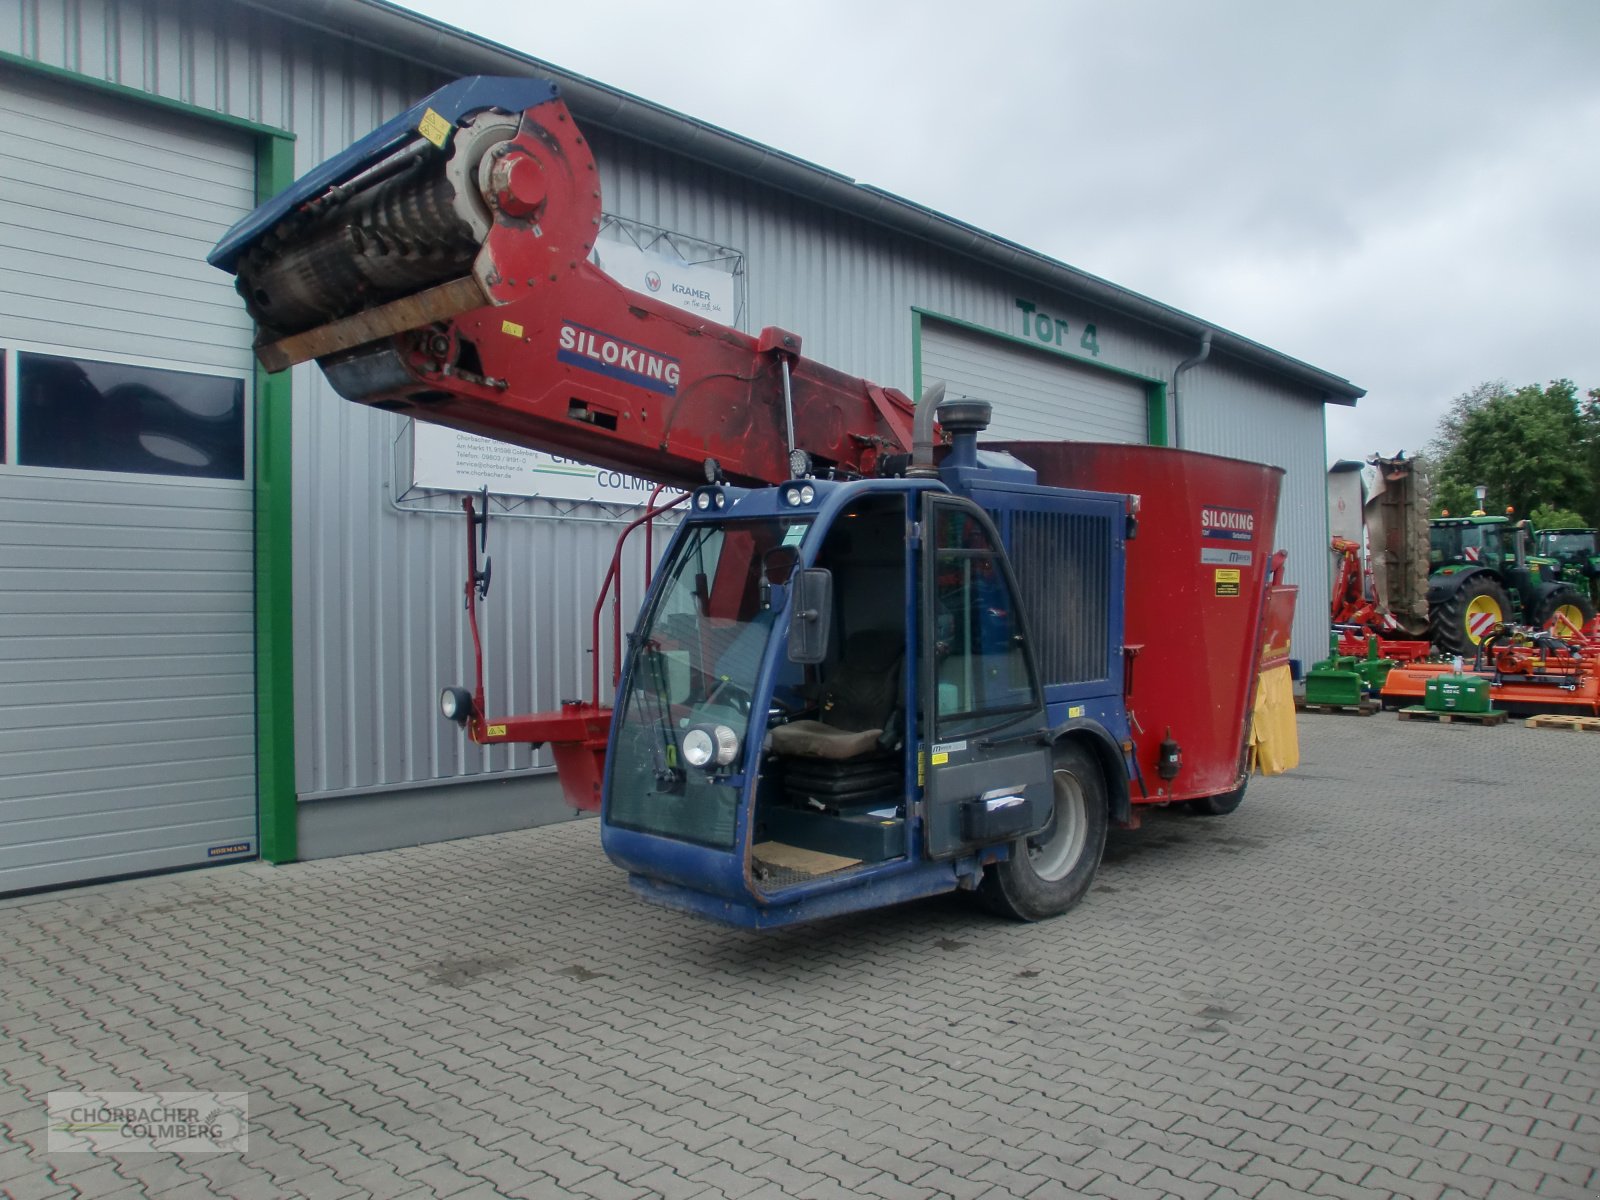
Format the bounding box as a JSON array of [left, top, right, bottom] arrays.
[[1536, 528, 1600, 603], [599, 472, 1080, 928], [1429, 516, 1510, 569], [1538, 528, 1599, 565]]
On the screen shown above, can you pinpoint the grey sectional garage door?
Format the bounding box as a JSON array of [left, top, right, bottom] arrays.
[[921, 319, 1150, 443], [0, 65, 258, 893]]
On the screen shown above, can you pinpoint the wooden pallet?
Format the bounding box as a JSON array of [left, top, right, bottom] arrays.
[[1297, 699, 1379, 716], [1397, 706, 1507, 726], [1524, 714, 1600, 732]]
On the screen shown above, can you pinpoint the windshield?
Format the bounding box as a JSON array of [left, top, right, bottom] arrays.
[[1541, 531, 1597, 561], [1430, 521, 1504, 565], [607, 516, 811, 848]]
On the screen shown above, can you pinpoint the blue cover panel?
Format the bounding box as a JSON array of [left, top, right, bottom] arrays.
[[208, 75, 560, 273]]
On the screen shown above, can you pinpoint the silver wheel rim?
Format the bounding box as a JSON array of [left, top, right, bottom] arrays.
[[1029, 769, 1088, 882]]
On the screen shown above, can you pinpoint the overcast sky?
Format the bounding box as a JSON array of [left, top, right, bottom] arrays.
[[396, 0, 1598, 464]]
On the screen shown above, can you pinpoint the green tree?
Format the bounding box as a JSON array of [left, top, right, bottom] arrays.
[[1529, 505, 1589, 530], [1427, 380, 1598, 522]]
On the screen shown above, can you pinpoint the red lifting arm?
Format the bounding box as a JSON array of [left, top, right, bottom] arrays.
[[228, 84, 915, 488]]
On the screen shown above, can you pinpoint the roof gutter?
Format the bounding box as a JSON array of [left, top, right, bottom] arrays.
[[241, 0, 1366, 407]]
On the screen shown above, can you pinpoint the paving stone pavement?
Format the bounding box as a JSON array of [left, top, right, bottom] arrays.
[[1, 715, 1597, 1199]]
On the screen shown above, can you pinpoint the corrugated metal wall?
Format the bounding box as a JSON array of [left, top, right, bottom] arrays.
[[4, 0, 1332, 827]]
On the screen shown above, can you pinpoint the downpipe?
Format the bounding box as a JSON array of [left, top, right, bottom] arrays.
[[1171, 329, 1212, 449]]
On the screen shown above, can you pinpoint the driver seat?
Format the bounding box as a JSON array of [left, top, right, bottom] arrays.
[[768, 631, 902, 760]]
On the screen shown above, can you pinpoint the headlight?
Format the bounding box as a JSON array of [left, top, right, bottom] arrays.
[[682, 728, 715, 767], [440, 686, 473, 724], [712, 724, 740, 766], [694, 491, 712, 510], [682, 725, 740, 769], [798, 484, 815, 504]]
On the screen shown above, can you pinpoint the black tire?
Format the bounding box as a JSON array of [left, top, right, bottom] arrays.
[[1534, 589, 1597, 638], [978, 741, 1109, 922], [1430, 574, 1512, 657], [1187, 778, 1247, 817]]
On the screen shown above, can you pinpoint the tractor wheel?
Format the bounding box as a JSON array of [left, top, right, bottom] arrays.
[[1188, 779, 1247, 817], [1430, 575, 1512, 657], [978, 741, 1108, 922], [1535, 590, 1597, 638]]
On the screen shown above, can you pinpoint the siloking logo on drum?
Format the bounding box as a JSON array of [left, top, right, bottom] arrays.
[[1201, 506, 1255, 542], [558, 321, 681, 395]]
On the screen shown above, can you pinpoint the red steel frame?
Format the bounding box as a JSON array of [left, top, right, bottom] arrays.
[[456, 488, 687, 811]]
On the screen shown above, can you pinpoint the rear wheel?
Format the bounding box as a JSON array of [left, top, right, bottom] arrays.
[[1187, 778, 1247, 816], [1431, 575, 1512, 657], [1535, 590, 1597, 638], [978, 741, 1108, 921]]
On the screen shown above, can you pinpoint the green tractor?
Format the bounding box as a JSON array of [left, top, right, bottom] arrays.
[[1427, 514, 1597, 655], [1535, 527, 1600, 607]]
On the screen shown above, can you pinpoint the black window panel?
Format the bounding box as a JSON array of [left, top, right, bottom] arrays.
[[17, 353, 245, 480], [1008, 509, 1113, 684], [1, 348, 7, 463]]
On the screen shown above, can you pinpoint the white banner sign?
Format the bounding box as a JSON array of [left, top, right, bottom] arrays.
[[412, 425, 676, 505], [593, 239, 737, 323]]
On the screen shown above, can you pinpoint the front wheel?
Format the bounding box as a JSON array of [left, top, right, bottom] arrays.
[[978, 741, 1109, 922]]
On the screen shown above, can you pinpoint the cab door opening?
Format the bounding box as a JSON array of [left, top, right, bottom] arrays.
[[754, 494, 910, 890]]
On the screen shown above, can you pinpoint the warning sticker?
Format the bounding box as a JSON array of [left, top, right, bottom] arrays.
[[417, 107, 453, 148], [501, 320, 525, 338], [1214, 568, 1241, 597]]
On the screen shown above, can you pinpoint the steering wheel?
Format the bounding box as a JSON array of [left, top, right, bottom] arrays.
[[704, 676, 752, 716]]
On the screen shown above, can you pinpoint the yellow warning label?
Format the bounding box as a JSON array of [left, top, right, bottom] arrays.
[[1215, 568, 1241, 597], [417, 107, 452, 148], [931, 751, 949, 766], [501, 320, 525, 338], [1068, 704, 1085, 718], [486, 724, 507, 737], [917, 754, 925, 787]]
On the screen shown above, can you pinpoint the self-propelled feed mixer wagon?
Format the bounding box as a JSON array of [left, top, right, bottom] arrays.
[[211, 76, 1299, 928]]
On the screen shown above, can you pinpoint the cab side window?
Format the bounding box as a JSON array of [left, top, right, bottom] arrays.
[[930, 507, 1038, 737]]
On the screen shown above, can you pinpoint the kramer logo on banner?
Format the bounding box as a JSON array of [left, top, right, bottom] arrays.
[[48, 1091, 249, 1154]]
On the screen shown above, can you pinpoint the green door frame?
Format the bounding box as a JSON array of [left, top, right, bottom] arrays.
[[0, 51, 300, 862], [911, 307, 1168, 447]]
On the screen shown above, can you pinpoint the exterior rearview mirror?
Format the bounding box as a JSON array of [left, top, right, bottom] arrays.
[[787, 568, 832, 664]]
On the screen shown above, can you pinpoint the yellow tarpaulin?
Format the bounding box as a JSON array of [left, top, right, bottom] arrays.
[[1250, 663, 1299, 775]]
